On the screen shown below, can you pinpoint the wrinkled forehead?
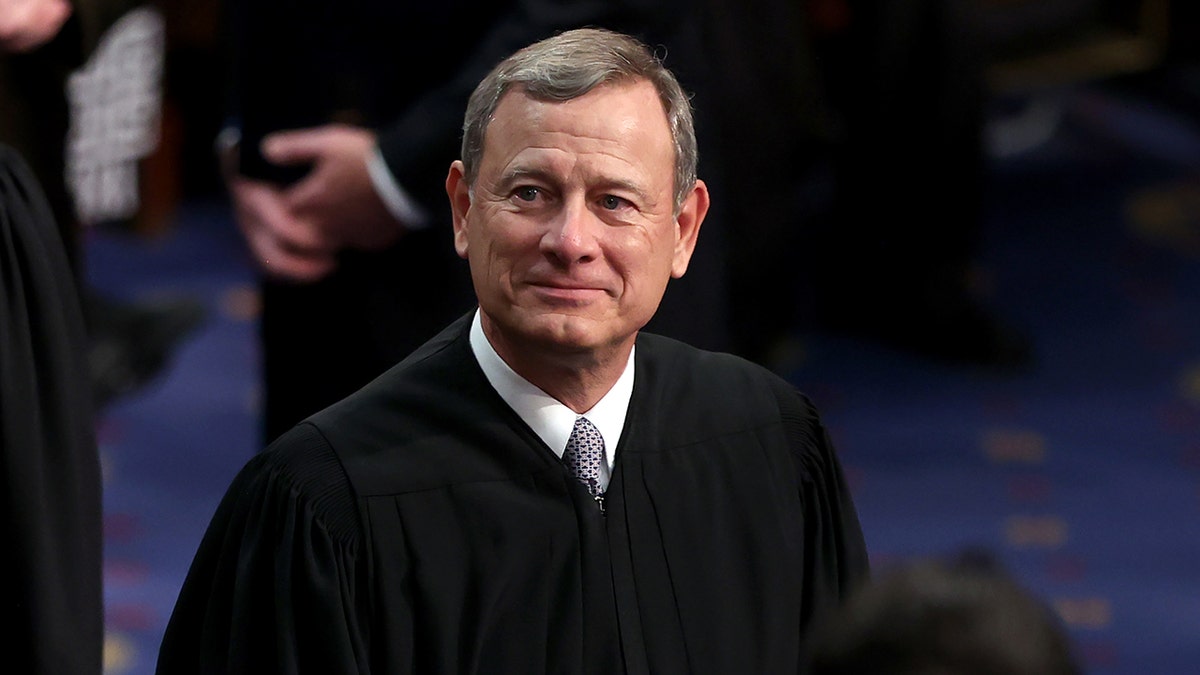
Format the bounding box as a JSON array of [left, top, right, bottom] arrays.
[[488, 75, 665, 134], [482, 81, 673, 170], [489, 82, 669, 148]]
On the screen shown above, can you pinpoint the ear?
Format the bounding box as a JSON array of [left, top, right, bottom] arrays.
[[446, 160, 472, 259], [670, 179, 709, 278]]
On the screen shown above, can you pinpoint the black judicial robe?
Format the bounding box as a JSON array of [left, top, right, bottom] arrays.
[[0, 145, 103, 673], [157, 314, 868, 674]]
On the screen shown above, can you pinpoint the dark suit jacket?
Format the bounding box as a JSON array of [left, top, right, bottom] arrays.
[[158, 313, 868, 673]]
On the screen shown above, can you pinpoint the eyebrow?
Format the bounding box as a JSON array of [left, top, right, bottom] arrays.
[[595, 177, 653, 205], [498, 167, 556, 188], [499, 166, 653, 204]]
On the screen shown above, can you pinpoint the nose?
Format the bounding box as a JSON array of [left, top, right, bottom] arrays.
[[540, 197, 600, 265]]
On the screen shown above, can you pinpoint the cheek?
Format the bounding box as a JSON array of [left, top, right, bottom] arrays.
[[624, 227, 676, 270], [611, 240, 674, 297], [469, 220, 530, 283]]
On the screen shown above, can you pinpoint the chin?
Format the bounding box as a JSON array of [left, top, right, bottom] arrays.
[[535, 317, 607, 349], [484, 303, 636, 355], [525, 313, 629, 354]]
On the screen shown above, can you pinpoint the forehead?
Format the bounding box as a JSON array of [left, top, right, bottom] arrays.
[[480, 80, 674, 179]]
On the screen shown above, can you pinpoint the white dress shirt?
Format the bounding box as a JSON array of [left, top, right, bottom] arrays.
[[469, 310, 633, 490]]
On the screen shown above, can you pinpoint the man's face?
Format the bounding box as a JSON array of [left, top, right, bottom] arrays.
[[447, 79, 707, 362]]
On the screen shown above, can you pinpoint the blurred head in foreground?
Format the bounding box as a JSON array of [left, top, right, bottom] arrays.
[[805, 553, 1082, 675]]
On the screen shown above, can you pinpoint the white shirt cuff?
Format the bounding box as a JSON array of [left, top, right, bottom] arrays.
[[366, 146, 430, 230]]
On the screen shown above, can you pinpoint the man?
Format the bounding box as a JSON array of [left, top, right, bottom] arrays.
[[222, 0, 727, 445], [158, 28, 867, 674]]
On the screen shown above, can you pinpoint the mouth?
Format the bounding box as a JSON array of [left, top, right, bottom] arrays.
[[526, 280, 610, 304]]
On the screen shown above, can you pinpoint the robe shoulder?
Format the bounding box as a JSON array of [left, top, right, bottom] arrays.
[[156, 425, 371, 673], [301, 316, 558, 496], [305, 324, 839, 499], [633, 333, 834, 461]]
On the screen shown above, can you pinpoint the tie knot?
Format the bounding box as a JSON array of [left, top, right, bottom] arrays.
[[563, 416, 605, 506]]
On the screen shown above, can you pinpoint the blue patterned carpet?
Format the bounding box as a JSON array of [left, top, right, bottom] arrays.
[[91, 66, 1200, 674]]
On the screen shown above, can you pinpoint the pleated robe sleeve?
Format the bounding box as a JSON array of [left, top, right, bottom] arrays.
[[157, 424, 373, 674], [771, 378, 870, 634], [610, 343, 871, 674]]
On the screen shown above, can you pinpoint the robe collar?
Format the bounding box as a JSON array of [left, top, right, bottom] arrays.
[[468, 309, 632, 483]]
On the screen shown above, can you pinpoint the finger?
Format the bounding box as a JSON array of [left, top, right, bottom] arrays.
[[260, 127, 331, 167], [282, 171, 330, 217], [232, 179, 331, 253], [0, 0, 73, 52], [265, 211, 331, 255], [244, 225, 338, 282]]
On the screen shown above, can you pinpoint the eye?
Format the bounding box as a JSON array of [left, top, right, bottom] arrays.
[[600, 194, 629, 211], [514, 186, 541, 202]]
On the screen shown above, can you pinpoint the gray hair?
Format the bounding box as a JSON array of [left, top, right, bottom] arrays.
[[460, 27, 698, 213]]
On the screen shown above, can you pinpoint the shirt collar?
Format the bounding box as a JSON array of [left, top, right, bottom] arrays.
[[469, 309, 633, 471]]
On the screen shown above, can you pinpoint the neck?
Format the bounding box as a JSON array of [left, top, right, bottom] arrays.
[[526, 354, 629, 413], [483, 324, 632, 414]]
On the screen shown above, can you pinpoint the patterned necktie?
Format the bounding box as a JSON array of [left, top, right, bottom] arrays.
[[563, 416, 606, 512]]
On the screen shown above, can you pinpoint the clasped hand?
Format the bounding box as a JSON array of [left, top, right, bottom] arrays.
[[227, 124, 404, 282]]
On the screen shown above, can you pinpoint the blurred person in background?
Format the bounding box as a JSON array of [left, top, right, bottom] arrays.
[[0, 141, 103, 675], [810, 0, 1032, 367], [1, 0, 207, 412], [701, 0, 1031, 368], [2, 10, 101, 672]]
